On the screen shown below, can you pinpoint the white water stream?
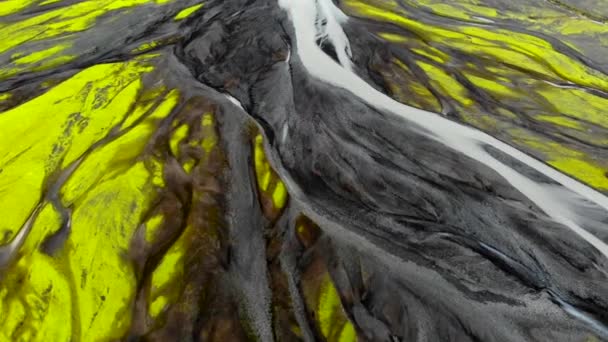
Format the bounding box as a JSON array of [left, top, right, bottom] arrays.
[[278, 0, 608, 259]]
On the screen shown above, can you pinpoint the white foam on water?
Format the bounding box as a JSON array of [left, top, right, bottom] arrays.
[[472, 16, 496, 23], [553, 294, 608, 337], [314, 0, 353, 70], [224, 92, 245, 110], [278, 0, 608, 258]]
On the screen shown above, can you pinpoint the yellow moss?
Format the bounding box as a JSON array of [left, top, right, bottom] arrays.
[[537, 87, 608, 128], [409, 82, 440, 107], [0, 54, 181, 340], [0, 0, 180, 54], [183, 160, 195, 173], [202, 113, 214, 126], [0, 58, 158, 244], [0, 1, 196, 77], [254, 135, 270, 189], [378, 32, 408, 43], [174, 3, 204, 20], [272, 182, 288, 209], [149, 225, 189, 318], [0, 160, 45, 245], [426, 3, 471, 20], [198, 113, 218, 158], [457, 2, 498, 17], [39, 54, 76, 68], [411, 47, 446, 63], [151, 156, 166, 188], [170, 124, 189, 156], [318, 276, 342, 337], [417, 61, 473, 107], [253, 134, 289, 210], [0, 294, 25, 339], [345, 0, 608, 192], [21, 203, 62, 252], [535, 115, 582, 129], [317, 275, 357, 342], [120, 86, 168, 128], [0, 251, 72, 342], [0, 0, 38, 16], [67, 161, 154, 341], [459, 26, 608, 90], [39, 0, 63, 5], [149, 295, 169, 318], [261, 172, 272, 191], [12, 44, 71, 65], [339, 322, 357, 342], [413, 0, 498, 19], [132, 41, 160, 53], [1, 44, 77, 80], [466, 74, 518, 97], [147, 113, 221, 318], [151, 242, 184, 294], [144, 214, 164, 243], [0, 159, 159, 340], [344, 0, 608, 92], [61, 90, 179, 205], [554, 18, 608, 35], [515, 135, 608, 190], [385, 59, 441, 112], [548, 158, 607, 190], [296, 223, 307, 239]]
